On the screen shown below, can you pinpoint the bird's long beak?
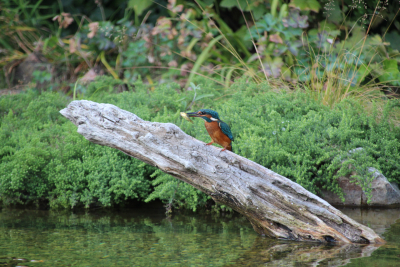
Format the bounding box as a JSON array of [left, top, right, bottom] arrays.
[[186, 112, 201, 117]]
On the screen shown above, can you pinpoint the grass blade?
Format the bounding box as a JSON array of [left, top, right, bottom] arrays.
[[186, 35, 223, 87]]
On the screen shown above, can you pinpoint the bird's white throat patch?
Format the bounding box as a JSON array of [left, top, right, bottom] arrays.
[[210, 117, 219, 121]]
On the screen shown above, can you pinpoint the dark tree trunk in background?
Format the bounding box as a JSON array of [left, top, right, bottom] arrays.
[[60, 100, 385, 244]]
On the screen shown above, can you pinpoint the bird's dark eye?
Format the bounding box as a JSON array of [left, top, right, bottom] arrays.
[[199, 111, 204, 115]]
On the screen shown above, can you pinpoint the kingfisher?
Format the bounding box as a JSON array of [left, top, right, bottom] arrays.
[[186, 109, 234, 152]]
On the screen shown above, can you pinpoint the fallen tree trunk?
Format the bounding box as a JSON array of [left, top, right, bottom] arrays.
[[60, 100, 385, 244]]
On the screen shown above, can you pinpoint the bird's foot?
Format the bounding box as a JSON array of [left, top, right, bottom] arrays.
[[205, 142, 214, 146]]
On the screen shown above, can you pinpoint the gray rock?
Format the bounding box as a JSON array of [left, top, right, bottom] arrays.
[[321, 168, 400, 207]]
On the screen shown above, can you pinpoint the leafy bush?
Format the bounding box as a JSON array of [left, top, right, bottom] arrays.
[[0, 89, 155, 208], [45, 140, 153, 209], [0, 91, 69, 205], [146, 78, 400, 204], [1, 77, 399, 209], [104, 77, 400, 206], [145, 170, 209, 212], [219, 84, 400, 200]]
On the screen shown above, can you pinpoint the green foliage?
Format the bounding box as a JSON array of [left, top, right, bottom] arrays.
[[96, 76, 400, 206], [0, 91, 69, 205], [289, 0, 321, 12], [32, 70, 52, 85], [1, 0, 399, 210], [1, 77, 399, 210], [145, 170, 209, 212], [3, 0, 399, 100], [128, 0, 153, 25], [246, 4, 400, 90], [218, 84, 400, 201], [0, 77, 219, 210], [122, 39, 152, 80], [378, 59, 400, 86], [0, 89, 154, 208], [45, 141, 152, 209]]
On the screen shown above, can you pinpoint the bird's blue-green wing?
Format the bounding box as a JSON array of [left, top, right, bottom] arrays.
[[218, 121, 234, 141]]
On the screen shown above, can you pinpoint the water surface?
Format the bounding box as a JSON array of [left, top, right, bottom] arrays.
[[0, 206, 399, 266]]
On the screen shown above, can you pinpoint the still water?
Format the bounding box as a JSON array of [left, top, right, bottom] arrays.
[[0, 205, 399, 266]]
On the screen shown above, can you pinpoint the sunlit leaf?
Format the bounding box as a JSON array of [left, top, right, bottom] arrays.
[[378, 59, 400, 86], [289, 0, 321, 12]]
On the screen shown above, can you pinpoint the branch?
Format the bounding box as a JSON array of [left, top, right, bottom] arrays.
[[60, 100, 385, 244]]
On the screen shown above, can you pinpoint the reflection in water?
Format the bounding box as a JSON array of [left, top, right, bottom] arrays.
[[0, 206, 399, 266], [226, 239, 381, 267], [338, 207, 400, 235]]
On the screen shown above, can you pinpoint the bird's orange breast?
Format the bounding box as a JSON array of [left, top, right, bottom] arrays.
[[204, 121, 232, 150]]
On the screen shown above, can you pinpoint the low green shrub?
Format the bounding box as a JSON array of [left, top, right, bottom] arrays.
[[0, 89, 155, 208], [147, 78, 400, 204], [45, 140, 153, 209], [0, 77, 399, 209], [219, 86, 400, 200]]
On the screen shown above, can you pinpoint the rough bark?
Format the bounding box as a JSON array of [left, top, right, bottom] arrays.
[[60, 100, 385, 244]]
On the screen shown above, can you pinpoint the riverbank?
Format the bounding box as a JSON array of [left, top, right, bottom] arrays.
[[1, 78, 399, 211]]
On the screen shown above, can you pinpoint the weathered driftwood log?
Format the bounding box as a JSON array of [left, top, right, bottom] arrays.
[[60, 100, 385, 244]]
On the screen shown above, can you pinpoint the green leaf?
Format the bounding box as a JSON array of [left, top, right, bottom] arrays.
[[271, 0, 279, 17], [356, 64, 371, 83], [220, 0, 238, 8], [128, 0, 153, 16], [195, 94, 215, 101], [289, 0, 321, 12], [378, 59, 400, 86], [319, 22, 340, 37], [186, 35, 224, 87], [220, 0, 247, 9], [0, 38, 13, 51], [325, 0, 342, 23], [252, 4, 267, 20], [202, 0, 215, 5], [385, 31, 400, 51]]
